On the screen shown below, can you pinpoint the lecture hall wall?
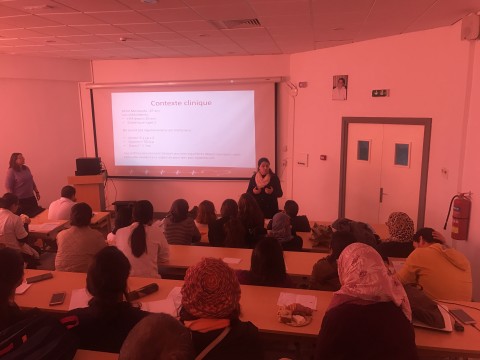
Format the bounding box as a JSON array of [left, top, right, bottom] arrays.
[[1, 21, 478, 299], [83, 22, 480, 299]]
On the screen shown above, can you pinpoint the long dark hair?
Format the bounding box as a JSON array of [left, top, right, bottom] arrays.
[[0, 248, 24, 305], [250, 237, 287, 286], [86, 247, 131, 308], [238, 193, 264, 229], [131, 200, 153, 258], [195, 200, 216, 225], [169, 199, 189, 223], [8, 153, 24, 171], [220, 199, 238, 218]]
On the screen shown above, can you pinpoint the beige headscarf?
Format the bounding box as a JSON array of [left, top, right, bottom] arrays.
[[331, 243, 411, 321]]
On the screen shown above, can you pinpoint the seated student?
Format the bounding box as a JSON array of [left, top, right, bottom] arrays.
[[62, 246, 149, 353], [106, 206, 133, 246], [208, 199, 238, 247], [208, 199, 238, 246], [163, 199, 201, 245], [195, 200, 217, 225], [0, 248, 35, 331], [119, 313, 194, 360], [55, 202, 106, 272], [270, 212, 303, 251], [315, 243, 418, 360], [115, 200, 169, 278], [267, 200, 311, 233], [332, 217, 379, 247], [397, 227, 472, 301], [180, 258, 263, 360], [48, 185, 76, 220], [376, 212, 415, 260], [310, 231, 356, 291], [0, 193, 39, 268], [236, 193, 266, 248], [236, 236, 294, 288]]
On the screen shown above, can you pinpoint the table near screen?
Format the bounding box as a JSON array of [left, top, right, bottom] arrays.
[[16, 270, 480, 358]]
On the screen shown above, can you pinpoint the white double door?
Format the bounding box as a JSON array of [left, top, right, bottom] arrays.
[[345, 123, 424, 225]]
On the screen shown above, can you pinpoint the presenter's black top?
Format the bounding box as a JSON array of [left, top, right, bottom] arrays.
[[247, 172, 283, 219]]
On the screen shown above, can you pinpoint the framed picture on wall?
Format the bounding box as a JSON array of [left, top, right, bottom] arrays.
[[332, 75, 348, 101]]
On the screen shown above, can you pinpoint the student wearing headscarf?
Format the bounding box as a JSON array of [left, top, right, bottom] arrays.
[[315, 243, 418, 360], [377, 212, 415, 260], [247, 157, 283, 219], [270, 212, 302, 251], [309, 231, 356, 291], [180, 258, 262, 360]]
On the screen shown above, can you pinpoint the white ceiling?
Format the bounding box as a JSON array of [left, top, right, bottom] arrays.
[[0, 0, 478, 60]]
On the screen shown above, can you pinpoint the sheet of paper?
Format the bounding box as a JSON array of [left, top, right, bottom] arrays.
[[168, 286, 183, 310], [277, 292, 317, 310], [69, 288, 92, 310], [141, 298, 177, 316], [29, 223, 62, 232], [222, 257, 242, 264], [391, 260, 405, 273], [15, 282, 32, 295]]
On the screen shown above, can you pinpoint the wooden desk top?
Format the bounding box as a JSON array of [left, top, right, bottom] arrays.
[[74, 350, 118, 360], [17, 270, 480, 356], [164, 244, 324, 277]]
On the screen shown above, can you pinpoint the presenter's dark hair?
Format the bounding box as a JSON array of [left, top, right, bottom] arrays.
[[170, 199, 189, 223], [0, 248, 24, 305], [250, 237, 287, 286], [70, 202, 93, 227], [284, 200, 299, 218], [61, 185, 76, 198], [257, 157, 270, 169], [0, 193, 19, 210], [131, 200, 153, 257], [86, 246, 130, 305], [8, 153, 24, 171], [220, 199, 238, 218]]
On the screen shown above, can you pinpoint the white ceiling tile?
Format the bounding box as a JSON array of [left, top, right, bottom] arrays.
[[30, 25, 88, 36], [189, 3, 256, 20], [140, 8, 202, 23], [87, 10, 154, 24], [0, 37, 36, 45], [0, 27, 47, 38], [100, 33, 145, 42], [53, 0, 130, 12], [72, 24, 128, 35], [115, 22, 171, 33], [0, 4, 29, 16], [58, 34, 115, 43], [1, 0, 78, 14], [163, 20, 216, 32], [1, 14, 63, 27], [139, 32, 187, 41], [183, 0, 239, 6], [41, 12, 105, 25], [22, 36, 72, 44], [116, 0, 186, 11], [249, 0, 311, 17], [170, 45, 216, 56]]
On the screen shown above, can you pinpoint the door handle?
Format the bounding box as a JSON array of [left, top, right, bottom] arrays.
[[379, 188, 388, 203]]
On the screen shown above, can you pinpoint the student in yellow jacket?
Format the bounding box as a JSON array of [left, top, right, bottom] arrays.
[[397, 227, 472, 301]]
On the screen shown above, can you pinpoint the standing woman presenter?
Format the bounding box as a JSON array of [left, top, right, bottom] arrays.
[[247, 157, 283, 219], [5, 153, 42, 217]]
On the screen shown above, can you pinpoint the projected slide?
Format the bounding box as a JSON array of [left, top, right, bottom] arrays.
[[112, 91, 255, 168]]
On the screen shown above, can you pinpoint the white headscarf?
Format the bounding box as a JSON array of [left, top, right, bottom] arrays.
[[334, 242, 411, 321]]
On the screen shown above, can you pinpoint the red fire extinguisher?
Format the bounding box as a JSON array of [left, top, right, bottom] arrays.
[[444, 193, 472, 240]]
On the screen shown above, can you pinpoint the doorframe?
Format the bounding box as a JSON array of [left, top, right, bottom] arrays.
[[339, 117, 432, 228]]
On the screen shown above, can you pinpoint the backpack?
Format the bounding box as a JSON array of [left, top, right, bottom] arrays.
[[0, 313, 78, 360]]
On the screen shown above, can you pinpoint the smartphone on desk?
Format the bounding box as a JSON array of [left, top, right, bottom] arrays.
[[49, 292, 66, 306], [450, 309, 476, 325], [26, 272, 53, 284]]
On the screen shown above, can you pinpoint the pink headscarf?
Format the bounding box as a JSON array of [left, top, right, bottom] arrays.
[[331, 242, 411, 321]]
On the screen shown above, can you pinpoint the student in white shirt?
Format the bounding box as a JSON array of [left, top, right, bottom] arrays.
[[115, 200, 169, 278], [48, 185, 76, 220]]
